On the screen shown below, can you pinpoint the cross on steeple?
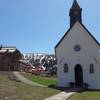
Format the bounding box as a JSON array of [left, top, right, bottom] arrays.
[[69, 0, 82, 27]]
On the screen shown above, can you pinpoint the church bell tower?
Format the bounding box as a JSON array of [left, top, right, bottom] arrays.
[[69, 0, 82, 27]]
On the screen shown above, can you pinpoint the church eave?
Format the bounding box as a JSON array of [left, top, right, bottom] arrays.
[[55, 22, 100, 49], [55, 26, 72, 49], [81, 23, 100, 47]]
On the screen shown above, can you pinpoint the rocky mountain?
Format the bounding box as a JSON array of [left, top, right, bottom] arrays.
[[22, 53, 57, 71]]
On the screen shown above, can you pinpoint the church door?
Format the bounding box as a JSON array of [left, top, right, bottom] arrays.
[[75, 64, 83, 87]]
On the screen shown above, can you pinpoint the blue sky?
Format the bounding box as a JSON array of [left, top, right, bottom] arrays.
[[0, 0, 100, 54]]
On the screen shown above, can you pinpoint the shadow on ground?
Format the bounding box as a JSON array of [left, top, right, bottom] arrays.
[[48, 84, 91, 93]]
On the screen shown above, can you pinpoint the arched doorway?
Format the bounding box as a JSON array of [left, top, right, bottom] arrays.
[[75, 64, 83, 87]]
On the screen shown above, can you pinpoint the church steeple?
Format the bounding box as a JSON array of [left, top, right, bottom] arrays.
[[69, 0, 82, 27]]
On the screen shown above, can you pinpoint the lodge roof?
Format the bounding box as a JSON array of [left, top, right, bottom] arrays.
[[0, 46, 20, 53]]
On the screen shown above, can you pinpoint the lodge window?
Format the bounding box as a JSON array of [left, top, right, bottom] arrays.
[[64, 63, 68, 73], [90, 64, 94, 73]]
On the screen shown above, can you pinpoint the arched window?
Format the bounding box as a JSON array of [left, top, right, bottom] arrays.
[[64, 63, 68, 73], [90, 64, 94, 73]]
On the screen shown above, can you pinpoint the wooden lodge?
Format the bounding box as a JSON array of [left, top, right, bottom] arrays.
[[0, 46, 22, 71]]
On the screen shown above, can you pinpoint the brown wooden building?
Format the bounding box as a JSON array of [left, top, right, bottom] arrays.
[[0, 46, 22, 71]]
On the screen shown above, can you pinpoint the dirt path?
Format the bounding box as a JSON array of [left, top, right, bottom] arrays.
[[13, 72, 47, 87]]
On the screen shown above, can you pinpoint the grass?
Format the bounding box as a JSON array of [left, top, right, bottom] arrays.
[[21, 73, 100, 100], [16, 73, 100, 100], [2, 72, 100, 100], [0, 71, 60, 100], [69, 90, 100, 100], [23, 73, 57, 86]]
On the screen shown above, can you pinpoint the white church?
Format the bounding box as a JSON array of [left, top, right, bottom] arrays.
[[55, 0, 100, 89]]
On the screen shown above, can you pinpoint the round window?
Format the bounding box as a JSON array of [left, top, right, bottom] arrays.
[[74, 45, 81, 52]]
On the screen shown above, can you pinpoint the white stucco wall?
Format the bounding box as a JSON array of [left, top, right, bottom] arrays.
[[55, 22, 100, 89]]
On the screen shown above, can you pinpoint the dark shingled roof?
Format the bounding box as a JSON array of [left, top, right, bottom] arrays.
[[71, 0, 81, 9]]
